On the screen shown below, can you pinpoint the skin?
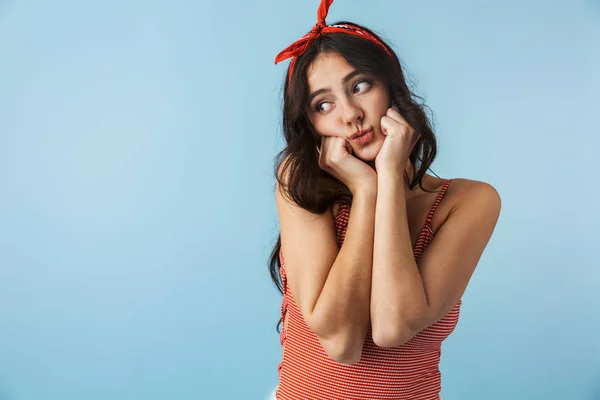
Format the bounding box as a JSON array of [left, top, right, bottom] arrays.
[[306, 51, 423, 198], [303, 50, 502, 348], [307, 52, 390, 168]]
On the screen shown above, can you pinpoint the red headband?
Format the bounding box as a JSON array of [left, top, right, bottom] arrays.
[[274, 0, 393, 91]]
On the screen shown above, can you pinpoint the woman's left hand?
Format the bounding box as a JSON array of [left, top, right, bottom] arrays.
[[375, 105, 420, 174]]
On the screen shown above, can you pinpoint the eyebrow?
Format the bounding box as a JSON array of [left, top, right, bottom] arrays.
[[308, 70, 363, 104]]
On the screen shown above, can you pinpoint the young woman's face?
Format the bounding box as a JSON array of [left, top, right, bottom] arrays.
[[306, 51, 390, 162]]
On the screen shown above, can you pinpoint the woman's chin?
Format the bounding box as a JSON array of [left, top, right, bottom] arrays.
[[354, 143, 382, 162]]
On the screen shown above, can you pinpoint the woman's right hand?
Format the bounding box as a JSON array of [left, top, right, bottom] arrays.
[[317, 136, 377, 195]]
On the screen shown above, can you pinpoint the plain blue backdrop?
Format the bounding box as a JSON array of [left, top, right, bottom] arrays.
[[0, 0, 599, 399]]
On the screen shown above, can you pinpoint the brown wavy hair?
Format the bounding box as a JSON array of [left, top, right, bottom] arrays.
[[268, 21, 439, 331]]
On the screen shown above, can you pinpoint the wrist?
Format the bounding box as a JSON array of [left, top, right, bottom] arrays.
[[351, 182, 378, 199], [377, 169, 405, 185]]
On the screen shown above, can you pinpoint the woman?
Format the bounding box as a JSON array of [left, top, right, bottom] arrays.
[[268, 1, 501, 399]]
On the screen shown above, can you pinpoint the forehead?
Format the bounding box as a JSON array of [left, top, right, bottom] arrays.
[[306, 52, 355, 90]]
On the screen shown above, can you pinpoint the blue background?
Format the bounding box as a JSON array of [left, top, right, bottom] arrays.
[[1, 0, 599, 399]]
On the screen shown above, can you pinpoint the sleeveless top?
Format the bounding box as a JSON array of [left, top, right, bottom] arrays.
[[276, 179, 461, 400]]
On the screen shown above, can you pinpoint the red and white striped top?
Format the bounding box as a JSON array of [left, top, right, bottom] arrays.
[[276, 179, 460, 399]]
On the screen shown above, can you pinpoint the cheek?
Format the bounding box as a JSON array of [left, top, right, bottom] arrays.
[[372, 88, 391, 113], [313, 119, 338, 138], [310, 118, 325, 137], [364, 102, 388, 125], [378, 98, 391, 114]]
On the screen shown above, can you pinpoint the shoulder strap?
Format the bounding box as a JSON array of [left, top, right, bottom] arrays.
[[425, 179, 453, 226]]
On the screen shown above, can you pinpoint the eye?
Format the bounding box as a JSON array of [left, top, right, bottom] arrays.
[[314, 101, 332, 113], [353, 79, 372, 94], [312, 79, 372, 113]]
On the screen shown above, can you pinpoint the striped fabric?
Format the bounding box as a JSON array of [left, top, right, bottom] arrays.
[[276, 179, 460, 399]]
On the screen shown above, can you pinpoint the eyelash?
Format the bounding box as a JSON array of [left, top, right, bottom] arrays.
[[313, 79, 372, 112]]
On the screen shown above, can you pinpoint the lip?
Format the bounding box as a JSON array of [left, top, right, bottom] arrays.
[[349, 128, 374, 145], [350, 128, 373, 140]]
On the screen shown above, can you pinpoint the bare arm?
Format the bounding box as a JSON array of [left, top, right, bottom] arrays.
[[370, 175, 501, 348], [276, 178, 376, 364]]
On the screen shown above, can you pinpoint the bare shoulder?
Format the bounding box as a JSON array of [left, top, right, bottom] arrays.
[[446, 178, 501, 209], [422, 177, 500, 235], [442, 178, 502, 228]]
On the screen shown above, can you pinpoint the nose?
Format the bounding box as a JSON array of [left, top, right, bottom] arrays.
[[340, 98, 363, 125]]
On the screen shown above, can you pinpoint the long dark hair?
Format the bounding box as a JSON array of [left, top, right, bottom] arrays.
[[268, 21, 439, 331]]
